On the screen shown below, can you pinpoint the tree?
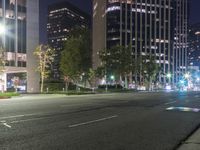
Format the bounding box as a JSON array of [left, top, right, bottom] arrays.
[[34, 45, 55, 93], [139, 55, 160, 91], [60, 27, 92, 90], [87, 68, 96, 88], [69, 27, 92, 74], [98, 45, 134, 88], [0, 46, 5, 73], [60, 37, 82, 91]]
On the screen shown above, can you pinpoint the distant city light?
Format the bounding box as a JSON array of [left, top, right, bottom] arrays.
[[195, 31, 200, 35], [165, 85, 172, 90], [180, 80, 185, 84]]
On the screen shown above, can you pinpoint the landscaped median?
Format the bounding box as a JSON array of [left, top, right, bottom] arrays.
[[0, 92, 20, 99], [42, 88, 137, 96]]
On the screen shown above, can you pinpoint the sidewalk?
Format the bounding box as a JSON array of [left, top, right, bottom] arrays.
[[177, 127, 200, 150]]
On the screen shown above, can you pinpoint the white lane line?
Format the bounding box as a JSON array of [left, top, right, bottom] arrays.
[[0, 113, 39, 120], [68, 115, 118, 128], [0, 115, 25, 120], [165, 101, 177, 105], [3, 123, 11, 128], [10, 117, 48, 124]]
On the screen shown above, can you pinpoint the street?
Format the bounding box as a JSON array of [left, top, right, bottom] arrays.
[[0, 92, 200, 150]]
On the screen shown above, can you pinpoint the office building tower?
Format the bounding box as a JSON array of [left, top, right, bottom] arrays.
[[188, 23, 200, 68], [173, 0, 189, 83], [0, 0, 40, 92], [47, 2, 90, 80], [93, 0, 189, 86]]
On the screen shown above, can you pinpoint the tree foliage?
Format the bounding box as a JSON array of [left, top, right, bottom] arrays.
[[0, 47, 5, 73], [34, 45, 55, 93], [139, 55, 160, 90], [98, 45, 134, 85], [60, 27, 92, 89]]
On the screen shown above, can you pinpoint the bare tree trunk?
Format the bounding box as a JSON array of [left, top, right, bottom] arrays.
[[149, 77, 152, 91], [120, 75, 123, 87], [65, 82, 68, 92], [125, 75, 128, 89], [129, 72, 132, 85], [41, 75, 44, 93]]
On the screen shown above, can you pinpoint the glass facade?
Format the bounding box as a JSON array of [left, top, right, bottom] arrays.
[[0, 0, 27, 92], [0, 0, 26, 67], [188, 23, 200, 67], [106, 0, 173, 85], [173, 0, 189, 83]]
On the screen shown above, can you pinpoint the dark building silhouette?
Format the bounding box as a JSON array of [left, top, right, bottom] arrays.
[[188, 23, 200, 68], [47, 2, 90, 79]]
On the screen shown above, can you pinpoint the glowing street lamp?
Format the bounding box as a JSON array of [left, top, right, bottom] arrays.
[[184, 72, 190, 79], [166, 73, 172, 79], [110, 75, 115, 80]]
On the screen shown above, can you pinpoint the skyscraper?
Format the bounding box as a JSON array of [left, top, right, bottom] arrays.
[[93, 0, 189, 86], [188, 23, 200, 68], [0, 0, 40, 92], [173, 0, 189, 84], [47, 2, 90, 80]]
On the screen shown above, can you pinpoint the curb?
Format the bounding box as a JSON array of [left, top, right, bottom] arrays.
[[177, 125, 200, 150]]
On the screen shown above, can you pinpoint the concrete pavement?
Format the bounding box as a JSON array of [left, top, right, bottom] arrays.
[[178, 127, 200, 150]]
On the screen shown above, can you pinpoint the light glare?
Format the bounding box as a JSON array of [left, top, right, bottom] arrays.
[[0, 24, 5, 35]]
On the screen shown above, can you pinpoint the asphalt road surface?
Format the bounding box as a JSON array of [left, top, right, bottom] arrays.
[[0, 92, 200, 150]]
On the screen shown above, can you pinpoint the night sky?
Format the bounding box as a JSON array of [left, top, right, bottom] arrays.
[[40, 0, 92, 44], [40, 0, 200, 44]]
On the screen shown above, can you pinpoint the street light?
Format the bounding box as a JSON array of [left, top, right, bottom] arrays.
[[166, 73, 172, 79], [184, 72, 190, 79], [110, 75, 115, 80]]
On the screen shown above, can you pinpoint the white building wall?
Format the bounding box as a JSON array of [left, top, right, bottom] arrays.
[[26, 0, 40, 93]]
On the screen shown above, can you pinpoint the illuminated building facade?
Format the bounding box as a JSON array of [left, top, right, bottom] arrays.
[[0, 0, 40, 92], [93, 0, 189, 86], [47, 2, 90, 80], [188, 23, 200, 68], [173, 0, 189, 84]]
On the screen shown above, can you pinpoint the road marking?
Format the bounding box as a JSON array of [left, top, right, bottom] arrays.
[[165, 101, 176, 105], [2, 123, 11, 128], [10, 117, 48, 124], [0, 113, 41, 120], [166, 107, 200, 112], [68, 115, 118, 128]]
